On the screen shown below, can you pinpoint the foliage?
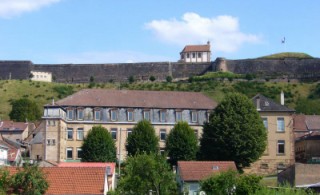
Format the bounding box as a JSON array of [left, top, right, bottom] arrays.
[[128, 76, 135, 84], [295, 98, 320, 115], [126, 120, 159, 156], [81, 126, 116, 162], [254, 186, 314, 195], [89, 76, 95, 83], [9, 98, 42, 122], [116, 153, 178, 195], [166, 76, 173, 83], [259, 52, 313, 59], [0, 169, 11, 193], [10, 164, 49, 195], [201, 170, 238, 195], [52, 85, 74, 99], [308, 83, 320, 99], [236, 174, 263, 195], [233, 82, 281, 100], [193, 71, 243, 81], [149, 75, 156, 82], [199, 93, 267, 170], [245, 73, 256, 81], [165, 121, 198, 166]]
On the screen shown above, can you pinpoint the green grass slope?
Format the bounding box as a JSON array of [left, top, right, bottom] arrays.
[[259, 52, 313, 59]]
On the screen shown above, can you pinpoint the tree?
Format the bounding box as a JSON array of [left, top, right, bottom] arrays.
[[126, 120, 159, 156], [199, 93, 267, 170], [9, 98, 42, 122], [10, 164, 49, 195], [116, 153, 177, 195], [166, 121, 198, 166], [166, 76, 172, 83], [149, 75, 156, 82], [81, 126, 116, 162]]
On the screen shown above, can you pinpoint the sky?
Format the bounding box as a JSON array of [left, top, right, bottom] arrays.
[[0, 0, 319, 64]]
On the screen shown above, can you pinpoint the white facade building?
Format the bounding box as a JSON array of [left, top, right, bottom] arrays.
[[31, 71, 52, 82], [180, 42, 211, 63]]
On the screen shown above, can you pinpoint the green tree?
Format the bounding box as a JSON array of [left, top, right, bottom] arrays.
[[116, 153, 177, 195], [166, 121, 198, 166], [10, 164, 49, 195], [199, 93, 267, 170], [126, 120, 159, 156], [149, 75, 156, 82], [81, 126, 116, 162], [166, 76, 173, 83], [9, 98, 42, 122]]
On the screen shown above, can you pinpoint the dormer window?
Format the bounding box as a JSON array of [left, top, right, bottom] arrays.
[[176, 111, 182, 122], [127, 110, 134, 121], [77, 108, 84, 120], [94, 109, 101, 121], [191, 111, 198, 123], [110, 110, 117, 121], [198, 53, 202, 58], [144, 110, 150, 121], [160, 110, 166, 122], [67, 109, 74, 120]]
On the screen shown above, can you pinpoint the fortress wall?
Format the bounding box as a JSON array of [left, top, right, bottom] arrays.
[[0, 61, 32, 80]]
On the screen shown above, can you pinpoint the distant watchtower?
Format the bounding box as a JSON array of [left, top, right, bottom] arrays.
[[179, 41, 211, 63]]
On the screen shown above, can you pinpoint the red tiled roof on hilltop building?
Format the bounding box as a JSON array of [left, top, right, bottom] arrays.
[[177, 161, 237, 182], [181, 42, 211, 53]]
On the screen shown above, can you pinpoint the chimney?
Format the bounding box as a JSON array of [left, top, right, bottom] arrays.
[[52, 98, 55, 105], [256, 96, 261, 111], [280, 91, 284, 105], [207, 41, 210, 45]]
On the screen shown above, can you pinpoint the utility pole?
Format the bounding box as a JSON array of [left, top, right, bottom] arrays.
[[118, 128, 122, 177]]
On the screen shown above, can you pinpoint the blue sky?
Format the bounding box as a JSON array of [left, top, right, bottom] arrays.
[[0, 0, 319, 64]]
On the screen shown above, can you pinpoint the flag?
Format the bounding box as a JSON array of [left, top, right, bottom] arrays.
[[281, 37, 286, 44]]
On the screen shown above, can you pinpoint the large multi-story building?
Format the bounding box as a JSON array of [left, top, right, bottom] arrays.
[[40, 89, 217, 163], [246, 93, 295, 174]]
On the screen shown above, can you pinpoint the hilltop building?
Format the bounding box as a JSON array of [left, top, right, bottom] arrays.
[[30, 71, 52, 82], [40, 89, 217, 163], [180, 42, 211, 63]]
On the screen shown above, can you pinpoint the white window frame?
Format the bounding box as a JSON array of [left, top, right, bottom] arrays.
[[111, 110, 117, 121], [77, 128, 84, 140], [144, 111, 150, 121], [160, 129, 166, 141], [176, 111, 182, 121], [277, 117, 285, 132], [191, 111, 198, 123], [277, 140, 285, 154], [67, 128, 73, 140], [262, 118, 268, 130], [94, 110, 101, 121], [127, 129, 132, 137], [111, 128, 117, 140], [127, 111, 134, 121], [77, 109, 84, 120], [77, 148, 82, 159], [160, 111, 166, 122], [66, 147, 73, 159], [67, 109, 73, 120]]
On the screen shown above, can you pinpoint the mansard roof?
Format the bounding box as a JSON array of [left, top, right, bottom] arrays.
[[251, 94, 295, 112], [52, 89, 217, 110], [181, 44, 210, 53]]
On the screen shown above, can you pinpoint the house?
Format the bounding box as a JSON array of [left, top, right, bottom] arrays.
[[293, 114, 320, 139], [180, 42, 211, 63], [247, 92, 295, 174], [0, 143, 9, 165], [41, 89, 217, 163], [177, 161, 237, 195], [0, 136, 23, 166], [0, 120, 35, 143], [5, 164, 114, 195], [30, 71, 52, 82]]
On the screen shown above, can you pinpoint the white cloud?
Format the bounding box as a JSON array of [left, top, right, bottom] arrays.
[[146, 12, 261, 53], [0, 0, 61, 18], [53, 51, 173, 64]]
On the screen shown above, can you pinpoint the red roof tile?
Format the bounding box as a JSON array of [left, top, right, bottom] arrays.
[[0, 120, 28, 131], [293, 114, 308, 131], [178, 161, 237, 182], [181, 44, 211, 53], [53, 89, 217, 110], [58, 162, 115, 173], [305, 115, 320, 130]]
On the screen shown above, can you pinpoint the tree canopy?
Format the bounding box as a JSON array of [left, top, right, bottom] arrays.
[[126, 120, 159, 156], [9, 98, 42, 122], [81, 126, 116, 162], [199, 93, 267, 169], [165, 121, 198, 166], [116, 153, 177, 195]]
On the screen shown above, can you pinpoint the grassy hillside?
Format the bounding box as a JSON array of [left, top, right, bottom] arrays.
[[259, 52, 313, 59], [0, 79, 319, 120]]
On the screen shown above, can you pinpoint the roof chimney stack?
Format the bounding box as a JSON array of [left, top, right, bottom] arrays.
[[52, 98, 55, 105], [281, 91, 284, 105], [207, 41, 210, 45]]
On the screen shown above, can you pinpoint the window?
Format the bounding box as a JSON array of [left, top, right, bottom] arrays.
[[94, 110, 101, 121], [198, 53, 202, 58], [160, 129, 166, 141], [160, 148, 165, 155], [111, 128, 117, 140], [277, 117, 285, 132], [111, 110, 117, 121], [77, 128, 84, 140], [52, 139, 56, 146], [192, 53, 196, 58], [67, 109, 73, 120], [160, 111, 166, 122], [176, 111, 182, 121], [77, 148, 82, 159], [47, 139, 51, 146], [47, 120, 56, 126], [67, 128, 73, 140], [191, 111, 198, 123], [277, 140, 285, 154], [127, 129, 132, 137], [77, 109, 84, 120], [194, 129, 199, 138], [260, 163, 269, 169], [181, 54, 184, 59], [66, 147, 73, 159], [144, 111, 150, 121], [127, 111, 134, 121], [262, 118, 268, 130], [186, 53, 190, 58]]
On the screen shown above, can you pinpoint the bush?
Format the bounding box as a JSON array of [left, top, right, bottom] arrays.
[[166, 76, 173, 83], [149, 76, 156, 82]]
